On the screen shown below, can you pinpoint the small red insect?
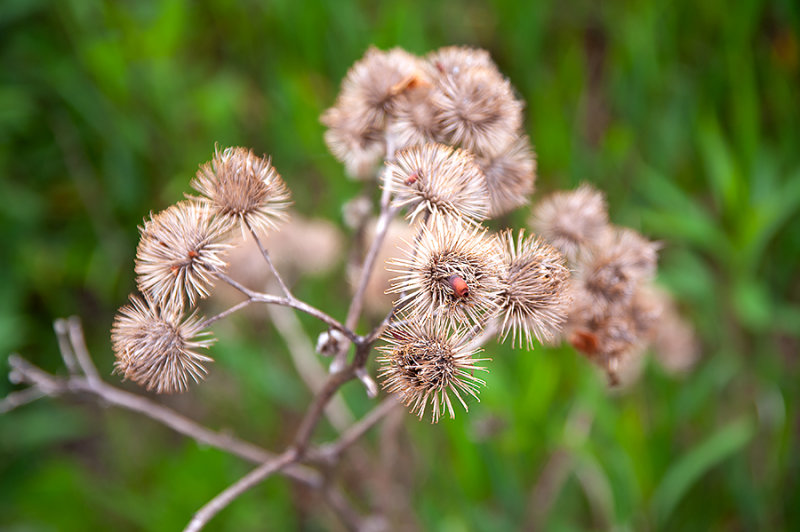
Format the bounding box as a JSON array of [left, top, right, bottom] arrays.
[[404, 171, 419, 186], [446, 274, 470, 298]]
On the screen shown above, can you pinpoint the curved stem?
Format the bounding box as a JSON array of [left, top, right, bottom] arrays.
[[216, 272, 360, 343], [245, 220, 292, 298], [314, 397, 400, 462], [199, 299, 253, 329], [343, 204, 399, 335], [184, 449, 298, 532], [6, 355, 320, 486]]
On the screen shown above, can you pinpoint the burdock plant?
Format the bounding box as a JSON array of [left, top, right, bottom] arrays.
[[5, 45, 695, 531]]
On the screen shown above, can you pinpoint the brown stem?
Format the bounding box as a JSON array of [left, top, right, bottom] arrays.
[[199, 299, 253, 329], [292, 367, 356, 457], [245, 219, 292, 298], [0, 386, 45, 414], [54, 318, 79, 375], [66, 315, 101, 385], [267, 302, 354, 432], [184, 449, 298, 532], [344, 205, 399, 333], [216, 272, 360, 343], [6, 355, 320, 487], [7, 314, 390, 531], [314, 397, 400, 462]]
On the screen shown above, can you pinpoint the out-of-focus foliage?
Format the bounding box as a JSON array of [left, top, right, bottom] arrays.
[[1, 0, 798, 530]]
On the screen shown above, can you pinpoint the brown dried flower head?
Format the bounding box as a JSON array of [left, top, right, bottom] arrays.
[[426, 46, 495, 78], [135, 201, 230, 309], [388, 217, 502, 327], [320, 47, 427, 179], [321, 103, 386, 179], [191, 146, 291, 235], [478, 135, 537, 217], [336, 46, 427, 129], [497, 230, 571, 348], [378, 319, 489, 423], [577, 228, 659, 317], [387, 143, 490, 224], [568, 310, 646, 386], [387, 85, 443, 151], [112, 295, 214, 393], [432, 65, 523, 157], [629, 283, 666, 340], [530, 184, 609, 263], [565, 277, 665, 386], [649, 288, 700, 374]]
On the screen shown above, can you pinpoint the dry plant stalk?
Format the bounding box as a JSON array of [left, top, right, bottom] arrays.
[[3, 45, 696, 531]]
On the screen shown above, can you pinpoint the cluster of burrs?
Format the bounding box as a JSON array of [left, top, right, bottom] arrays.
[[110, 45, 693, 422], [323, 46, 577, 422], [112, 147, 290, 393]]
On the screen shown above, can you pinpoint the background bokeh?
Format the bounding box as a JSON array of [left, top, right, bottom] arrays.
[[2, 0, 799, 530]]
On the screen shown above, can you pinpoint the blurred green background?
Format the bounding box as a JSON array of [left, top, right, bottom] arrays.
[[2, 0, 799, 530]]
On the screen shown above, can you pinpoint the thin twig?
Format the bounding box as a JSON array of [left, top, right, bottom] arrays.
[[184, 449, 298, 532], [354, 367, 379, 398], [66, 316, 101, 385], [54, 319, 79, 375], [0, 386, 46, 414], [199, 299, 253, 329], [6, 355, 320, 487], [9, 310, 389, 532], [245, 220, 292, 298], [343, 205, 398, 335], [5, 354, 378, 531], [292, 367, 357, 457], [332, 159, 398, 374], [182, 299, 386, 527], [315, 397, 400, 462], [364, 307, 398, 344], [323, 487, 367, 532], [216, 272, 360, 343], [267, 303, 354, 432]]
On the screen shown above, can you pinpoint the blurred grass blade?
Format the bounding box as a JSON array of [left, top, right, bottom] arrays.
[[698, 116, 746, 216], [651, 417, 755, 527]]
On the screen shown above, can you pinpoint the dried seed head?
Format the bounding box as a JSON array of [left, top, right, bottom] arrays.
[[388, 217, 503, 327], [387, 143, 490, 224], [432, 65, 523, 158], [135, 201, 230, 309], [629, 283, 665, 340], [530, 184, 609, 263], [568, 311, 645, 386], [378, 319, 489, 423], [566, 279, 664, 386], [320, 47, 427, 178], [111, 295, 214, 393], [387, 85, 444, 151], [336, 47, 427, 128], [478, 135, 537, 217], [577, 228, 659, 316], [426, 46, 495, 78], [496, 230, 571, 348], [321, 102, 386, 179], [191, 147, 291, 235], [650, 288, 700, 375]]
